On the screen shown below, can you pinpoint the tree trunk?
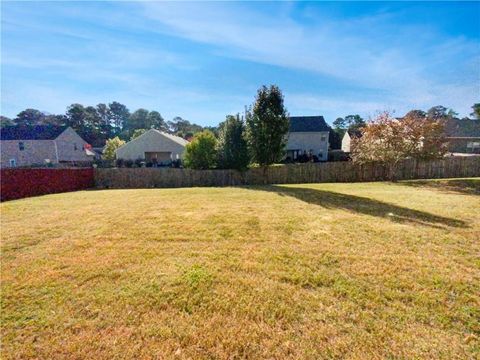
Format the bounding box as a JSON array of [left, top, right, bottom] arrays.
[[262, 165, 268, 185]]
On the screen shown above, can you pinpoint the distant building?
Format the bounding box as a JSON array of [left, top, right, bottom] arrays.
[[341, 129, 362, 153], [116, 129, 189, 164], [444, 118, 480, 154], [286, 116, 330, 161], [0, 125, 94, 168], [341, 131, 351, 153]]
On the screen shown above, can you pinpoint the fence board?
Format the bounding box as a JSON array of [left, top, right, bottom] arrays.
[[94, 157, 480, 189], [1, 168, 94, 201]]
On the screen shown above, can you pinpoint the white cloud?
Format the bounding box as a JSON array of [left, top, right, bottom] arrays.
[[2, 1, 478, 122], [139, 2, 479, 117]]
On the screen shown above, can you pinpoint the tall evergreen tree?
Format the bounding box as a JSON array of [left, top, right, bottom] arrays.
[[217, 114, 249, 170], [65, 104, 86, 129], [344, 114, 366, 134], [14, 109, 44, 126], [471, 103, 480, 119], [332, 117, 347, 130], [245, 85, 289, 166], [146, 111, 167, 130], [108, 101, 130, 133], [0, 116, 13, 128], [42, 114, 66, 126], [96, 103, 113, 139], [127, 109, 149, 131]]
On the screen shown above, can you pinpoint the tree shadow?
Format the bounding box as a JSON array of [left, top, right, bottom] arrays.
[[250, 185, 467, 229], [398, 179, 480, 196]]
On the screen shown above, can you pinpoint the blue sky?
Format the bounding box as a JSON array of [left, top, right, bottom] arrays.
[[1, 1, 479, 126]]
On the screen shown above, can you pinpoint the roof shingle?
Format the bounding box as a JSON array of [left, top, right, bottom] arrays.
[[289, 116, 330, 132]]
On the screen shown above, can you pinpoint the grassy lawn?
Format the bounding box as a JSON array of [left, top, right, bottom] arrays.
[[1, 179, 479, 359]]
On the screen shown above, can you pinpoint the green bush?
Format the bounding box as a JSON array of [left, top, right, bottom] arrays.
[[183, 130, 218, 169], [103, 136, 125, 160]]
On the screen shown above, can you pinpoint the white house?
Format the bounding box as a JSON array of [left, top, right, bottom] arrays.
[[115, 129, 189, 164], [286, 116, 330, 161], [341, 131, 352, 153]]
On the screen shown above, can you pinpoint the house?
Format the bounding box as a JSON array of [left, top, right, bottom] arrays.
[[341, 131, 352, 153], [286, 116, 330, 161], [1, 125, 94, 168], [341, 129, 362, 153], [115, 129, 189, 164], [444, 118, 480, 154]]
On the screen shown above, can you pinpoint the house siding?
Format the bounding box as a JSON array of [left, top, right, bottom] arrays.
[[116, 129, 187, 161], [447, 137, 480, 153], [55, 127, 92, 162], [286, 131, 329, 161], [1, 140, 58, 167], [0, 127, 93, 167], [341, 132, 351, 152]]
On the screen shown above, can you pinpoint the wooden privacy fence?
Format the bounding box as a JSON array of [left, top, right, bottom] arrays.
[[1, 168, 94, 201], [95, 157, 480, 189]]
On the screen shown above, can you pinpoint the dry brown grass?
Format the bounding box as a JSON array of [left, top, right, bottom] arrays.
[[1, 179, 479, 359]]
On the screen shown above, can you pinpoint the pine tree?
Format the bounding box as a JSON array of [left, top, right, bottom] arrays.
[[217, 114, 250, 170], [245, 85, 289, 166]]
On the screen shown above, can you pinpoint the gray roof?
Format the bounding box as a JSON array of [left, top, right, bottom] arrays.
[[289, 116, 330, 132], [0, 125, 67, 140], [444, 118, 480, 138]]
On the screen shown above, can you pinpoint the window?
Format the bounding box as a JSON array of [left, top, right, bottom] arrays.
[[321, 136, 326, 142], [74, 143, 78, 151], [318, 152, 323, 159], [19, 142, 25, 151], [9, 159, 16, 167]]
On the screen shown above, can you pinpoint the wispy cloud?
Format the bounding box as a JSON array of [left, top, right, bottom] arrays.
[[1, 1, 479, 123], [139, 1, 479, 117]]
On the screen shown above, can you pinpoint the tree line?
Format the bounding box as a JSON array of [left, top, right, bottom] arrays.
[[0, 102, 209, 147], [2, 87, 478, 175]]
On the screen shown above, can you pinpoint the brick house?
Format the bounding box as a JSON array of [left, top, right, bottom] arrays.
[[286, 116, 330, 161], [0, 125, 94, 167]]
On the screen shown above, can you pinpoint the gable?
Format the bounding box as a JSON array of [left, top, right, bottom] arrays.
[[116, 129, 187, 158], [55, 127, 89, 144]]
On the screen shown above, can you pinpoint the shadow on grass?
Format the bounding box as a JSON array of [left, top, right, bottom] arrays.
[[398, 178, 480, 196], [251, 185, 467, 229]]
